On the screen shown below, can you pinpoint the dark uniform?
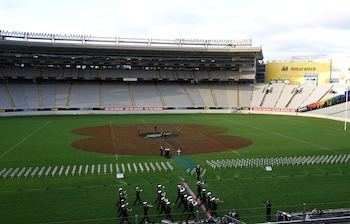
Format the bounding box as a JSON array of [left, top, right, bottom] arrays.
[[133, 187, 142, 205], [182, 195, 191, 213], [158, 197, 167, 215], [210, 198, 218, 218], [165, 202, 173, 222], [155, 190, 165, 209], [119, 204, 129, 224], [178, 193, 187, 208], [205, 192, 212, 211], [160, 146, 164, 156], [140, 202, 152, 224], [187, 200, 197, 220], [117, 195, 126, 212], [198, 189, 207, 207], [195, 165, 201, 180], [265, 200, 272, 222], [175, 185, 183, 203], [118, 199, 126, 217], [116, 188, 126, 210], [196, 181, 203, 199]]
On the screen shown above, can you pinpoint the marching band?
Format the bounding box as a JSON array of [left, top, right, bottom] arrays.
[[116, 181, 224, 224]]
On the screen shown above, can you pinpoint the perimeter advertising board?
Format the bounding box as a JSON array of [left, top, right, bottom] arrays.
[[266, 61, 331, 84]]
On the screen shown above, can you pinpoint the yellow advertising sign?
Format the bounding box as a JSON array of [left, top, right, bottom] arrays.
[[266, 61, 331, 84]]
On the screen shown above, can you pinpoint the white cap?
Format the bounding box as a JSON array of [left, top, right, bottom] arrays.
[[143, 201, 147, 205], [119, 188, 123, 191], [158, 184, 162, 188]]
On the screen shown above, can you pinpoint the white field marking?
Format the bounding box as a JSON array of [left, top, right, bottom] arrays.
[[0, 121, 51, 159], [109, 120, 118, 160], [224, 119, 343, 154], [279, 117, 346, 132], [163, 119, 241, 155], [141, 119, 155, 131], [183, 122, 241, 156]]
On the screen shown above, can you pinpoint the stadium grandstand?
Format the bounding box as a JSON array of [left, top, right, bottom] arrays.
[[0, 29, 349, 122], [1, 30, 350, 224]]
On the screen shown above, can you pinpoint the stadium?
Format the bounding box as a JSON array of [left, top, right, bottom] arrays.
[[0, 30, 350, 224]]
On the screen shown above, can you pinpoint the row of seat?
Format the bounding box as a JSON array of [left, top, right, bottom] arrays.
[[1, 82, 340, 110]]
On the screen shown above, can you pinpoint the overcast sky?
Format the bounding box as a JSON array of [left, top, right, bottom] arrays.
[[1, 0, 349, 61]]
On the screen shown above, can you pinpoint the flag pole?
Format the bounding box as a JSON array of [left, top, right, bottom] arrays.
[[345, 79, 348, 131]]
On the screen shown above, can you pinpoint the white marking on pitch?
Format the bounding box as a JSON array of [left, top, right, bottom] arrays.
[[0, 121, 52, 159], [224, 118, 342, 154]]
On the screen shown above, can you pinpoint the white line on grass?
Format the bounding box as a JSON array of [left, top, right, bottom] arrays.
[[0, 121, 51, 159], [167, 119, 241, 155], [224, 119, 343, 154]]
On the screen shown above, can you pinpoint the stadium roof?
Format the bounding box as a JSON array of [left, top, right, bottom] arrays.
[[0, 30, 263, 60]]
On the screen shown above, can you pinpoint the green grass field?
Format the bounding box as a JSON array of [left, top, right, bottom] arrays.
[[0, 113, 350, 224]]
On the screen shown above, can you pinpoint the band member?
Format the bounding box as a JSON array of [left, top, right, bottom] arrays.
[[195, 165, 201, 180], [140, 201, 152, 224], [211, 198, 224, 218], [199, 189, 207, 207], [118, 200, 127, 217], [187, 200, 198, 220], [133, 186, 142, 205], [178, 193, 187, 208], [157, 186, 166, 210], [210, 198, 218, 218], [160, 146, 164, 157], [118, 187, 127, 198], [165, 201, 173, 222], [159, 197, 167, 215], [182, 195, 190, 213], [117, 192, 127, 212], [205, 191, 212, 211], [155, 185, 163, 205], [196, 181, 203, 199], [175, 185, 184, 203], [120, 203, 131, 224]]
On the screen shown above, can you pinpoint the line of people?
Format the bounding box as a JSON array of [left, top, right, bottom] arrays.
[[195, 181, 224, 218], [116, 181, 224, 223]]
